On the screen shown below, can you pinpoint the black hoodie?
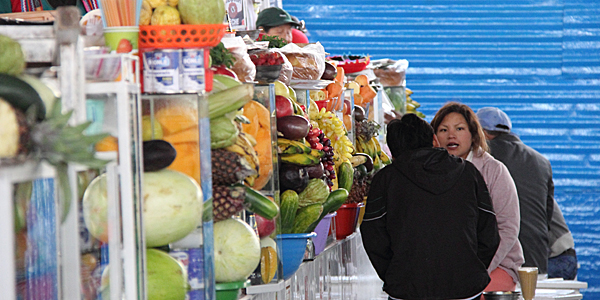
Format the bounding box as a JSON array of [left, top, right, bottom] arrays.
[[361, 148, 500, 300]]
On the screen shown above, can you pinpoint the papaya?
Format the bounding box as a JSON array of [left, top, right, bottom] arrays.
[[242, 101, 273, 191], [241, 101, 259, 138], [167, 142, 200, 183], [252, 127, 273, 190], [326, 81, 343, 99], [334, 66, 345, 83], [154, 103, 198, 136], [162, 126, 199, 144], [355, 74, 369, 87], [360, 85, 377, 103]]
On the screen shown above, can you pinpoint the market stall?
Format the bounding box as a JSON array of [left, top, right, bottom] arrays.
[[0, 2, 418, 300]]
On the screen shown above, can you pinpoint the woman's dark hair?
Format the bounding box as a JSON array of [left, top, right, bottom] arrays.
[[430, 102, 488, 153], [386, 113, 434, 158]]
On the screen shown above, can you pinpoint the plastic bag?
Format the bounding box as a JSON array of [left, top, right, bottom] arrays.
[[371, 59, 409, 87], [280, 42, 326, 80], [248, 48, 293, 85], [223, 36, 256, 82]]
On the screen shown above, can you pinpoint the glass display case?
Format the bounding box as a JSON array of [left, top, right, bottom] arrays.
[[140, 92, 215, 300], [245, 83, 285, 297], [84, 54, 146, 300]]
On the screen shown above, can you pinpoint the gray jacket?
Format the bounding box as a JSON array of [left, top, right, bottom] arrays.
[[488, 133, 554, 274]]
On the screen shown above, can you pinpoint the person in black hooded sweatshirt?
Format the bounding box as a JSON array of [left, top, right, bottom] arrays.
[[361, 114, 500, 300]]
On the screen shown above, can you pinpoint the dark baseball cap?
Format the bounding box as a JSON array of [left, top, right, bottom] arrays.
[[256, 7, 300, 28], [476, 107, 512, 133]]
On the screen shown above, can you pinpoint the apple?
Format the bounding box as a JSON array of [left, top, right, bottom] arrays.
[[275, 95, 294, 118], [256, 214, 276, 238], [343, 100, 352, 115], [211, 65, 238, 80], [214, 218, 261, 282]]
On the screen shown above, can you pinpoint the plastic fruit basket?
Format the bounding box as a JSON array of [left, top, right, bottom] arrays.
[[313, 212, 336, 255], [139, 24, 227, 49], [215, 280, 249, 300], [254, 64, 282, 83], [276, 232, 316, 279], [334, 202, 364, 240]]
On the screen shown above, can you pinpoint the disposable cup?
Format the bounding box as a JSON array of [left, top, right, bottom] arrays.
[[518, 267, 538, 300], [103, 26, 139, 53]]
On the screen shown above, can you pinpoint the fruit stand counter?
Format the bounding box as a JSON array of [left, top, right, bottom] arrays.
[[245, 229, 385, 300]]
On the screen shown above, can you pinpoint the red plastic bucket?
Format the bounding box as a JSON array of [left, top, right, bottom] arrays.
[[334, 203, 364, 240]]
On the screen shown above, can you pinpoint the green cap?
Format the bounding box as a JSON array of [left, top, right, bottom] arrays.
[[256, 7, 300, 28]]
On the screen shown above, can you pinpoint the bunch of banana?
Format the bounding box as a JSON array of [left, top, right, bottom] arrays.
[[356, 136, 392, 171], [224, 132, 260, 186], [279, 147, 325, 166], [277, 138, 311, 155], [405, 88, 426, 119]]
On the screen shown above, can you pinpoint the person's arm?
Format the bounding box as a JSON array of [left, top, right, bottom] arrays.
[[546, 174, 555, 231], [474, 169, 500, 268], [360, 171, 392, 281], [486, 162, 520, 272]]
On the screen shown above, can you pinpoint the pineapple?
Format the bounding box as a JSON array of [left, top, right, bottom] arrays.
[[213, 185, 246, 222], [0, 98, 109, 222], [0, 98, 30, 159], [211, 148, 257, 186]]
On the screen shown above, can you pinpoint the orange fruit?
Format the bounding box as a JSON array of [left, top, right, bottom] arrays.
[[95, 135, 118, 152]]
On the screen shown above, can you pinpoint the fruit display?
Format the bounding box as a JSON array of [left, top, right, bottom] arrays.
[[206, 76, 279, 223], [273, 79, 352, 238]]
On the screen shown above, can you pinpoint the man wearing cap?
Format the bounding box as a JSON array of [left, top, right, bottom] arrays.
[[256, 7, 306, 44], [477, 107, 577, 279]]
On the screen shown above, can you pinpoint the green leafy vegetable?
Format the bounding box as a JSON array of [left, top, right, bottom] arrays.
[[209, 42, 235, 68], [257, 35, 288, 48]]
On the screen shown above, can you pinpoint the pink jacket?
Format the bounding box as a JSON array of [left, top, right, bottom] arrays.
[[468, 148, 525, 283]]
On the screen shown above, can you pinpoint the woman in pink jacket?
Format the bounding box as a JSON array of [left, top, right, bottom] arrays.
[[430, 102, 525, 291]]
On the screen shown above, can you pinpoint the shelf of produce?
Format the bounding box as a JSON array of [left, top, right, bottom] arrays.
[[140, 92, 215, 300], [4, 8, 95, 299], [85, 76, 145, 300], [246, 83, 284, 287]]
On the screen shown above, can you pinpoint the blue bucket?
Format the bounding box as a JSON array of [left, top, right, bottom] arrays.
[[276, 233, 316, 279]]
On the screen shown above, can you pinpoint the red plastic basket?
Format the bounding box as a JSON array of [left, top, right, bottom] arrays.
[[138, 24, 228, 49], [337, 56, 371, 74], [334, 202, 365, 240]]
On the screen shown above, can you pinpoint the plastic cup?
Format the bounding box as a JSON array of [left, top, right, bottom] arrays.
[[518, 267, 538, 300], [103, 26, 139, 53]]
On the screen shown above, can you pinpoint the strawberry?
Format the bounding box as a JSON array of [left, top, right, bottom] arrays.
[[116, 39, 133, 53]]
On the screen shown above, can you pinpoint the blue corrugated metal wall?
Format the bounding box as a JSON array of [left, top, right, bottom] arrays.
[[285, 0, 600, 297]]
